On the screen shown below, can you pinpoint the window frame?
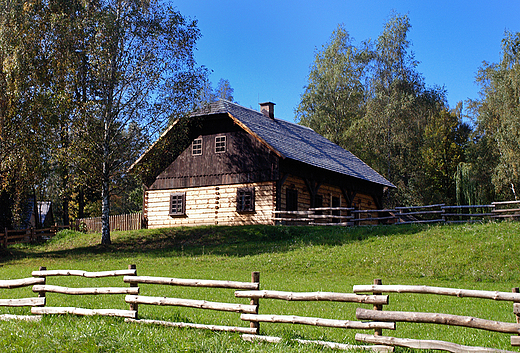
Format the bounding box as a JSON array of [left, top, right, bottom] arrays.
[[237, 187, 255, 213], [192, 138, 202, 156], [215, 135, 226, 153], [169, 192, 186, 216]]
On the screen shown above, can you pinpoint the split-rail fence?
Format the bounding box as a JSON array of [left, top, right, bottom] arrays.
[[1, 266, 520, 352]]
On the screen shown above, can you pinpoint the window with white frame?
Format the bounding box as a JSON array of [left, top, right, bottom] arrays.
[[215, 136, 226, 153], [192, 138, 202, 155]]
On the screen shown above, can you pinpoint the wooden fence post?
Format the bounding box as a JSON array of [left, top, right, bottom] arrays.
[[37, 266, 47, 301], [513, 287, 519, 325], [128, 264, 138, 318], [250, 271, 260, 334], [373, 278, 383, 336]]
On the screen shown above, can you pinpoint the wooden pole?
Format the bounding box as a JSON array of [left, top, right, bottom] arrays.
[[373, 278, 383, 336], [37, 266, 46, 301], [128, 264, 138, 318], [250, 271, 260, 333]]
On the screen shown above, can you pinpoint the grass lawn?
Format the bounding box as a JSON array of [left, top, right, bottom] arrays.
[[0, 221, 519, 352]]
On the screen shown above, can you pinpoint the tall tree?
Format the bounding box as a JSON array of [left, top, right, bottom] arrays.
[[354, 13, 445, 206], [79, 0, 206, 244], [472, 31, 520, 200], [295, 25, 369, 148], [420, 103, 471, 204], [214, 78, 234, 102]]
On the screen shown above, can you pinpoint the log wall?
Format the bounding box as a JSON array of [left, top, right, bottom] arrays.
[[145, 181, 276, 228]]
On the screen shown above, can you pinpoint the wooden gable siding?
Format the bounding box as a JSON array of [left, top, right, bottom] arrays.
[[144, 181, 276, 228], [150, 116, 278, 190]]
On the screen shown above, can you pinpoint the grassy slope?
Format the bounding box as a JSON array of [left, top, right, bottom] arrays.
[[0, 222, 519, 352]]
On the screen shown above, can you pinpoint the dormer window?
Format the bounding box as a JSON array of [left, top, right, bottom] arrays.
[[215, 136, 226, 153], [192, 138, 202, 155]]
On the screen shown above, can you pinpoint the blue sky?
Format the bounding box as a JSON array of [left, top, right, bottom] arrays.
[[172, 0, 519, 122]]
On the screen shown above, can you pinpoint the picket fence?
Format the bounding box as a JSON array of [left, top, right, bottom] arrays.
[[1, 266, 520, 352]]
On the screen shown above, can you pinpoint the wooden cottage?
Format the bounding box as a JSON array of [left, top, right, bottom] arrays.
[[129, 100, 395, 228]]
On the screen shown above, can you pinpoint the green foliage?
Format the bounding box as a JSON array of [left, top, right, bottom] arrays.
[[295, 25, 369, 148], [472, 31, 520, 200], [296, 13, 457, 207]]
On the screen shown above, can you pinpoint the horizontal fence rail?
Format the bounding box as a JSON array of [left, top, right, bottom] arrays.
[[275, 200, 520, 226], [1, 268, 519, 352]]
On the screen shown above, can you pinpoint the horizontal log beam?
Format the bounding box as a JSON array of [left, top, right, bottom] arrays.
[[356, 308, 520, 334], [512, 336, 520, 346], [125, 295, 257, 313], [31, 269, 136, 278], [396, 219, 445, 224], [243, 334, 394, 352], [395, 204, 445, 210], [32, 285, 139, 295], [442, 205, 494, 209], [123, 276, 258, 290], [125, 318, 257, 334], [31, 306, 137, 319], [0, 297, 45, 307], [0, 314, 42, 322], [0, 277, 45, 289], [234, 290, 388, 304], [356, 334, 514, 353], [443, 213, 495, 217], [241, 314, 395, 330], [397, 210, 444, 216], [353, 284, 520, 302]]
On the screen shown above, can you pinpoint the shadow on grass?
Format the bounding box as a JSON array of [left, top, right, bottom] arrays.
[[1, 224, 431, 262]]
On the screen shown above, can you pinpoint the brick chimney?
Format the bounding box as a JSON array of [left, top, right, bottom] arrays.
[[259, 102, 275, 119]]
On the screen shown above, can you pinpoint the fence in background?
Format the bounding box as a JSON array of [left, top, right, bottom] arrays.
[[0, 225, 69, 248], [75, 212, 144, 233], [275, 200, 520, 226], [1, 266, 520, 352]]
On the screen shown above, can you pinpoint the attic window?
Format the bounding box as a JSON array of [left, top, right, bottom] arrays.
[[215, 136, 226, 153], [169, 192, 186, 216], [192, 138, 202, 155], [237, 187, 255, 212]]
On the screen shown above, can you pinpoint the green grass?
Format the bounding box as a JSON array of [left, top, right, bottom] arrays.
[[1, 222, 520, 352]]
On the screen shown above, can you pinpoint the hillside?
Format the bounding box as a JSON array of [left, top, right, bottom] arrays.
[[1, 222, 519, 352]]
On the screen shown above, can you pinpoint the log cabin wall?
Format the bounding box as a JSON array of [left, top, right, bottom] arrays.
[[144, 181, 276, 228]]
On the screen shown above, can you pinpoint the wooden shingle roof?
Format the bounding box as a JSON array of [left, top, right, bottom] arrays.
[[193, 100, 395, 188]]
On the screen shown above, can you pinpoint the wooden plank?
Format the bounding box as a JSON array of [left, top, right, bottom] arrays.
[[31, 306, 137, 318], [353, 216, 397, 222], [351, 209, 397, 214], [243, 334, 394, 352], [0, 277, 45, 289], [0, 297, 45, 307], [241, 314, 395, 330], [123, 276, 258, 290], [125, 295, 257, 313], [396, 210, 444, 216], [0, 314, 42, 322], [125, 318, 257, 334], [512, 336, 520, 346], [234, 290, 388, 305], [492, 200, 520, 205], [442, 205, 495, 209], [395, 204, 445, 210], [443, 213, 495, 217], [353, 284, 520, 302], [31, 269, 137, 278], [32, 285, 139, 295], [356, 308, 520, 334], [396, 219, 445, 224], [356, 334, 513, 353]]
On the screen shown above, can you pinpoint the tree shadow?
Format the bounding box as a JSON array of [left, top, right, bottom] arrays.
[[1, 224, 431, 262]]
